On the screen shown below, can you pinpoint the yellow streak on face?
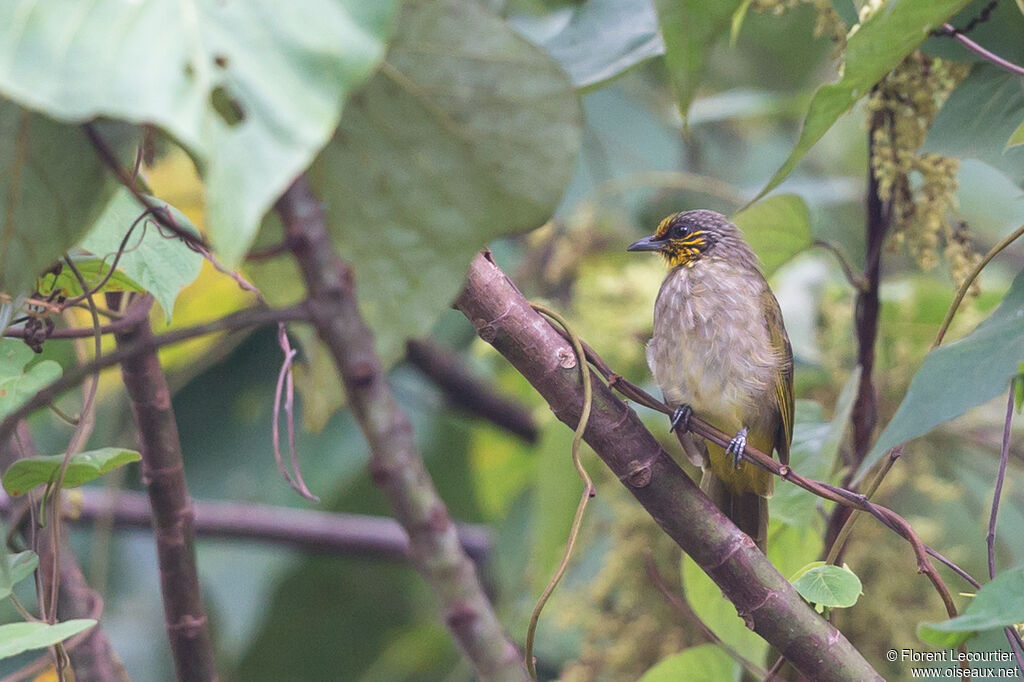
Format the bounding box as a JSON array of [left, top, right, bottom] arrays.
[[661, 230, 709, 268], [654, 214, 676, 239]]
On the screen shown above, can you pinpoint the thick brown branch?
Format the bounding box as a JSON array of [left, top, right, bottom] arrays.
[[406, 338, 538, 443], [276, 178, 525, 681], [456, 251, 882, 681], [114, 316, 215, 681], [0, 489, 492, 564]]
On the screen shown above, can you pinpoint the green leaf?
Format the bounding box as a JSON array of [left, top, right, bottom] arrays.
[[756, 0, 974, 200], [530, 0, 664, 89], [918, 566, 1024, 647], [638, 644, 737, 682], [791, 563, 862, 610], [2, 447, 141, 497], [0, 1, 401, 267], [40, 257, 145, 300], [731, 194, 813, 275], [923, 65, 1024, 186], [0, 101, 121, 296], [0, 550, 38, 602], [771, 375, 858, 527], [654, 0, 744, 121], [1009, 119, 1024, 150], [0, 339, 61, 422], [0, 620, 96, 660], [309, 0, 583, 365], [77, 188, 204, 322], [860, 267, 1024, 480]]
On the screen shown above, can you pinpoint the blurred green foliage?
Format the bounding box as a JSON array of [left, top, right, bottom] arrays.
[[1, 0, 1023, 680]]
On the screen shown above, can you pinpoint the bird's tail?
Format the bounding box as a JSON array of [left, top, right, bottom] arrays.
[[700, 470, 769, 552]]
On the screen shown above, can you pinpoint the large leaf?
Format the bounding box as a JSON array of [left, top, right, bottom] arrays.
[[0, 339, 61, 421], [2, 447, 141, 496], [756, 0, 974, 200], [654, 0, 743, 120], [861, 267, 1024, 479], [922, 65, 1024, 187], [520, 0, 664, 90], [78, 188, 204, 322], [0, 100, 119, 296], [0, 1, 401, 267], [918, 566, 1024, 647], [0, 620, 96, 660], [309, 0, 583, 364], [638, 644, 736, 682], [731, 194, 813, 275]]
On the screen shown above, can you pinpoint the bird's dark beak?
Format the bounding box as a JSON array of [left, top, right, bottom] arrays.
[[627, 235, 664, 252]]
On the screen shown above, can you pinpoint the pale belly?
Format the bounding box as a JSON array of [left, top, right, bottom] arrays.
[[646, 260, 779, 433]]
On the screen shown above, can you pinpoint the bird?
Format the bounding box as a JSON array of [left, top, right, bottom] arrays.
[[627, 209, 793, 551]]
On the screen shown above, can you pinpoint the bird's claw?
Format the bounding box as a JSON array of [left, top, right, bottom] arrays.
[[670, 404, 693, 433], [725, 427, 748, 469]]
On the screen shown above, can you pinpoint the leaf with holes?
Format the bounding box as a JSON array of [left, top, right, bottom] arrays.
[[2, 448, 141, 497], [0, 101, 122, 297], [76, 188, 203, 321], [0, 339, 61, 422], [308, 0, 583, 365], [0, 1, 401, 267], [756, 0, 974, 200], [0, 620, 96, 660]]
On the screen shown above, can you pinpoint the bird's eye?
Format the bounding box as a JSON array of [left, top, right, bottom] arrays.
[[671, 223, 690, 238]]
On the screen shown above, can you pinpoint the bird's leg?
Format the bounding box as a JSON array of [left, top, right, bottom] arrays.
[[670, 404, 693, 433], [725, 427, 748, 469]]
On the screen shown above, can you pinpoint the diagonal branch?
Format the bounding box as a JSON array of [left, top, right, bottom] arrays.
[[114, 313, 215, 681], [276, 177, 526, 681], [456, 251, 882, 681]]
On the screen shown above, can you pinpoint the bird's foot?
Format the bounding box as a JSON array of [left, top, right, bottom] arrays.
[[725, 427, 748, 469], [670, 404, 693, 433]]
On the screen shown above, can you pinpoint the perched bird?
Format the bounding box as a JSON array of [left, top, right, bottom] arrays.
[[628, 210, 793, 551]]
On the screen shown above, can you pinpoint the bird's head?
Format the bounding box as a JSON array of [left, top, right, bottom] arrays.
[[627, 209, 749, 269]]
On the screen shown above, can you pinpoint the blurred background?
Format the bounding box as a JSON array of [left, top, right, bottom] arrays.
[[3, 0, 1023, 680]]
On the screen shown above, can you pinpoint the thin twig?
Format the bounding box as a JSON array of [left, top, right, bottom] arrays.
[[0, 303, 311, 445], [990, 384, 1024, 676], [938, 24, 1024, 78], [933, 223, 1024, 348], [272, 324, 318, 502], [813, 239, 869, 291], [524, 303, 594, 681]]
